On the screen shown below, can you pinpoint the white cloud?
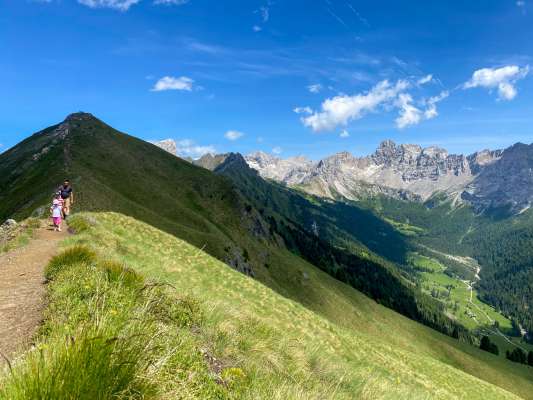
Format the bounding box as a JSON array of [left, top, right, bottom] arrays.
[[301, 79, 409, 132], [224, 130, 244, 141], [417, 74, 433, 85], [253, 25, 262, 32], [307, 84, 322, 93], [424, 90, 449, 119], [272, 146, 282, 154], [395, 94, 422, 129], [293, 106, 312, 115], [517, 0, 526, 7], [154, 0, 188, 4], [77, 0, 140, 11], [339, 130, 350, 138], [463, 65, 529, 100], [151, 76, 194, 92], [176, 139, 215, 159], [396, 90, 449, 128]]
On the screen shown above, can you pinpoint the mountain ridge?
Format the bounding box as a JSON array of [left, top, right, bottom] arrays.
[[154, 137, 530, 213], [240, 140, 530, 214]]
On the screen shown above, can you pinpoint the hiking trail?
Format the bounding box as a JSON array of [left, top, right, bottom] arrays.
[[0, 223, 67, 366]]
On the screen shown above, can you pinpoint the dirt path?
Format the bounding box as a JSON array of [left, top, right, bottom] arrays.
[[0, 224, 67, 366]]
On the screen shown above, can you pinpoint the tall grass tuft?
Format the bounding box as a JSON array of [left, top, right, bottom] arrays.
[[44, 245, 97, 280], [1, 245, 228, 400]]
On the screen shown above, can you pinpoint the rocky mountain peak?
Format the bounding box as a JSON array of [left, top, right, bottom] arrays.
[[320, 151, 355, 166], [152, 139, 177, 155], [422, 146, 448, 159], [64, 112, 96, 123], [246, 151, 279, 168], [463, 143, 533, 213], [378, 139, 398, 150], [214, 152, 250, 173]]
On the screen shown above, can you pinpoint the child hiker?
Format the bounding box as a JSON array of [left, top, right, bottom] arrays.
[[51, 194, 63, 232]]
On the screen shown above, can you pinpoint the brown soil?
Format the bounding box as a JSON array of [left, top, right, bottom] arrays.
[[0, 224, 67, 366]]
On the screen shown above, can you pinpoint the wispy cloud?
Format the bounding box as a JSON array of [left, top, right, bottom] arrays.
[[151, 76, 194, 91], [176, 139, 215, 159], [255, 3, 271, 22], [294, 106, 313, 115], [417, 74, 433, 85], [307, 84, 323, 93], [224, 130, 245, 141], [463, 65, 529, 100], [153, 0, 188, 4], [339, 129, 350, 138], [272, 146, 282, 154], [77, 0, 141, 11], [423, 90, 449, 119], [345, 2, 370, 27], [252, 2, 272, 33], [78, 0, 188, 10]]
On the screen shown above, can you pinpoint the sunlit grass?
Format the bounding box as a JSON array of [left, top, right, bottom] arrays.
[[39, 212, 533, 399]]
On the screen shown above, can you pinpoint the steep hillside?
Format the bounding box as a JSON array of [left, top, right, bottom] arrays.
[[5, 212, 530, 399], [197, 152, 409, 264], [0, 113, 469, 341], [0, 113, 275, 279]]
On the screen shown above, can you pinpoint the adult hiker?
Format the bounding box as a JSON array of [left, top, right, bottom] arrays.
[[58, 179, 74, 218]]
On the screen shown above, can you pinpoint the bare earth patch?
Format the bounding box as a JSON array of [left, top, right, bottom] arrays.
[[0, 224, 67, 365]]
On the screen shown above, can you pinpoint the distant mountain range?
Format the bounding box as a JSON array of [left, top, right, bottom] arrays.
[[154, 138, 533, 215], [244, 140, 533, 214]]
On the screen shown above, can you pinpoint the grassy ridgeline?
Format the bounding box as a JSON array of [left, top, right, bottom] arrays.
[[2, 212, 531, 399]]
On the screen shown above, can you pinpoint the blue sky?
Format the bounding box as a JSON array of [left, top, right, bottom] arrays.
[[1, 0, 533, 159]]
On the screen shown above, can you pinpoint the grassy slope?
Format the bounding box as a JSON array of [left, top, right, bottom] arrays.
[[0, 114, 289, 292], [49, 212, 533, 399], [0, 115, 468, 340]]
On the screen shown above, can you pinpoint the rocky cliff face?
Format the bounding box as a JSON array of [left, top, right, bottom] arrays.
[[244, 140, 530, 213], [245, 140, 485, 202], [462, 143, 533, 214]]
